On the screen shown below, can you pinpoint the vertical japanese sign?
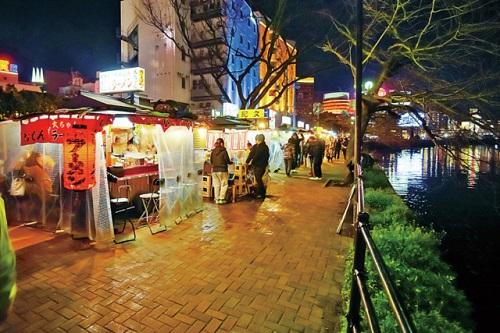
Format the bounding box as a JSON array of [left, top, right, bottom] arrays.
[[63, 129, 96, 190]]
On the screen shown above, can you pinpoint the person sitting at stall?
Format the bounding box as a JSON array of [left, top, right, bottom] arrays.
[[210, 138, 232, 204], [246, 134, 270, 199], [14, 151, 55, 222], [126, 138, 138, 153]]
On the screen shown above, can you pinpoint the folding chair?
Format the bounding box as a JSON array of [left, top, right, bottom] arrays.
[[108, 173, 136, 243]]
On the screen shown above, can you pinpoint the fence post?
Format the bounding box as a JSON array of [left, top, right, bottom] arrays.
[[347, 212, 368, 332]]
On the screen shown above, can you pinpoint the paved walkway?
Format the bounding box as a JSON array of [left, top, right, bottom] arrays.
[[1, 161, 351, 333]]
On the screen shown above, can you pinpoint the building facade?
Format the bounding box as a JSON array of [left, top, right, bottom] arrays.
[[120, 0, 191, 104], [295, 77, 315, 123], [257, 18, 296, 117], [190, 0, 259, 117]]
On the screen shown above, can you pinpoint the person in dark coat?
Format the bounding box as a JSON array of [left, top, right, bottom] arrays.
[[334, 137, 342, 160], [290, 132, 302, 172], [310, 136, 326, 180], [341, 137, 349, 160], [210, 138, 232, 204], [246, 134, 270, 199]]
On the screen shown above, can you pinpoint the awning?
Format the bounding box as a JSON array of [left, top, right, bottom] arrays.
[[209, 117, 252, 130], [62, 91, 138, 112]]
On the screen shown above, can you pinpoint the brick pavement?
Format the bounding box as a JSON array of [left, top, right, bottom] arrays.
[[1, 161, 351, 333]]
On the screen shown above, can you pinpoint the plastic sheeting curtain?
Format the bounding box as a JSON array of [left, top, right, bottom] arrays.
[[91, 132, 114, 242], [0, 122, 113, 242], [153, 125, 201, 228], [0, 121, 63, 230]]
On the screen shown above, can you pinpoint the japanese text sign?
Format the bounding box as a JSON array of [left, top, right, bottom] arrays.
[[238, 109, 266, 119]]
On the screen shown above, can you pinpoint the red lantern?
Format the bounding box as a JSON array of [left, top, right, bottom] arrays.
[[63, 129, 96, 190]]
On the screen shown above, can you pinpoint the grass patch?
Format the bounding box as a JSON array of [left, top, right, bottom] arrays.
[[341, 166, 474, 332]]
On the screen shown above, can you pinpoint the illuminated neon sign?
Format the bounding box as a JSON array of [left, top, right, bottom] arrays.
[[99, 67, 145, 94], [0, 59, 18, 74]]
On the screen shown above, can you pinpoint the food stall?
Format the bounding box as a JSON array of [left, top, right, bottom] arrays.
[[0, 98, 202, 243]]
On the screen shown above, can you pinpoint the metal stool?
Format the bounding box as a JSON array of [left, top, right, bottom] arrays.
[[139, 178, 166, 234], [108, 173, 136, 243]]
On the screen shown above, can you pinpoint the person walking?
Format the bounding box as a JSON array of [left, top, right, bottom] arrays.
[[283, 138, 295, 177], [246, 134, 270, 199], [326, 137, 334, 163], [334, 137, 342, 160], [341, 137, 349, 160], [310, 136, 326, 180], [290, 132, 302, 172], [298, 132, 305, 165], [304, 136, 316, 176], [210, 138, 232, 204]]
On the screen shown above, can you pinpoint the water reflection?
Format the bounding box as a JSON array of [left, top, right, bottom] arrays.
[[376, 145, 499, 196], [373, 145, 500, 332]]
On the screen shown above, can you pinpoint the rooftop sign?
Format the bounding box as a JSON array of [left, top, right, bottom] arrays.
[[0, 59, 18, 74], [99, 67, 145, 94]]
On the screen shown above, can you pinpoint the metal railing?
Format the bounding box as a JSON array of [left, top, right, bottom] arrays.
[[339, 164, 417, 333]]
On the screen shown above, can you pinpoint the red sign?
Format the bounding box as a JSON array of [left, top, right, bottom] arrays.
[[129, 115, 192, 131], [63, 130, 96, 190], [20, 114, 113, 146]]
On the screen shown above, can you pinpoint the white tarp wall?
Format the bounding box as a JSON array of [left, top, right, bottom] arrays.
[[154, 125, 201, 227], [207, 129, 248, 164], [247, 130, 295, 172]]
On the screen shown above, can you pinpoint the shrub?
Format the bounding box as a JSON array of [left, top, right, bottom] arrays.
[[341, 167, 474, 332], [363, 168, 392, 189]]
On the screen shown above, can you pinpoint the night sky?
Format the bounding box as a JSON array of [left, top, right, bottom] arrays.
[[0, 0, 350, 94]]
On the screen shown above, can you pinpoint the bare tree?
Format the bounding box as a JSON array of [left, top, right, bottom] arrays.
[[137, 0, 332, 110], [323, 0, 500, 163]]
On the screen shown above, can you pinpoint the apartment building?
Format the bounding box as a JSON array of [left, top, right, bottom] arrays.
[[120, 0, 191, 104], [190, 0, 259, 117]]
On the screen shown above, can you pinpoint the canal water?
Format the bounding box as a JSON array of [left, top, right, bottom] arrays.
[[373, 146, 499, 332]]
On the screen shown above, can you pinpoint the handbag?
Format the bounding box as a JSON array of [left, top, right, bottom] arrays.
[[10, 168, 27, 197], [10, 177, 26, 197]]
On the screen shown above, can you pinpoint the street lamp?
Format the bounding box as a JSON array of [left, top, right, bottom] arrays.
[[364, 80, 373, 91]]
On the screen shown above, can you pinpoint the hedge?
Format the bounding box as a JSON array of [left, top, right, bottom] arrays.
[[341, 167, 473, 332]]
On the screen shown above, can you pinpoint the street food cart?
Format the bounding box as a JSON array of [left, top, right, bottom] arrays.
[[0, 100, 202, 243]]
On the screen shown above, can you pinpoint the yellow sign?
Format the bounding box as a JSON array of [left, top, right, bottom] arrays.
[[193, 127, 208, 149], [238, 109, 265, 119], [0, 60, 9, 72]]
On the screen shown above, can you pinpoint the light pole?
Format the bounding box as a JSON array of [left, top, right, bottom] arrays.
[[354, 0, 363, 170]]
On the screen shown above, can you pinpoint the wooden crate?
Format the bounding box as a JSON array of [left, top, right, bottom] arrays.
[[231, 183, 248, 203], [202, 175, 211, 187], [233, 164, 247, 175], [201, 185, 213, 198], [233, 174, 246, 184]]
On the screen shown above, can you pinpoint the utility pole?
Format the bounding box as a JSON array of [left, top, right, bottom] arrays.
[[347, 1, 364, 331], [354, 0, 363, 169]]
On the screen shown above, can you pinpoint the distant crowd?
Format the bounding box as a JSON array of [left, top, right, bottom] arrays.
[[283, 133, 349, 180], [209, 132, 349, 204]]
